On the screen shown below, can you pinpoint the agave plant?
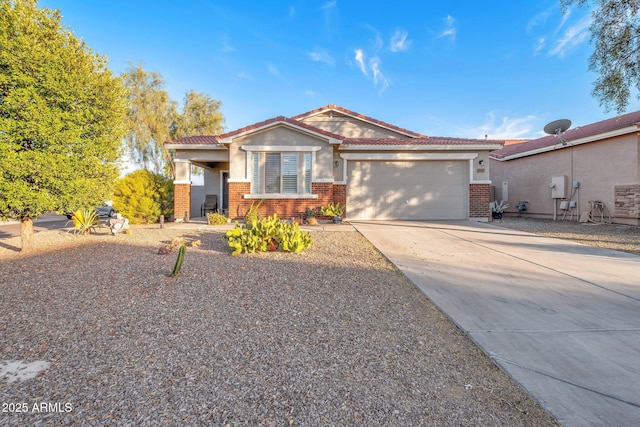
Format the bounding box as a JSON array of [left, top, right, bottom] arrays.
[[71, 208, 99, 234], [490, 200, 509, 213]]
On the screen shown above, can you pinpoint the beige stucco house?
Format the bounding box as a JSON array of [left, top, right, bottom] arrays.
[[165, 105, 504, 222], [490, 110, 640, 225]]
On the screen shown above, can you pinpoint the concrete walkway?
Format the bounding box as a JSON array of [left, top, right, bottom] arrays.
[[352, 220, 640, 427]]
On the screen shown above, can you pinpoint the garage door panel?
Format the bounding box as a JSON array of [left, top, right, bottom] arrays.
[[347, 161, 467, 220]]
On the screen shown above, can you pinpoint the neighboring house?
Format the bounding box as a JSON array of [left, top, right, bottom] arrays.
[[490, 110, 640, 225], [165, 105, 504, 222]]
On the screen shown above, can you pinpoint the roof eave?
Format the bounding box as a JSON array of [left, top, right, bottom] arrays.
[[491, 124, 639, 161], [343, 143, 504, 151], [165, 144, 225, 150], [298, 105, 426, 138], [218, 120, 343, 144]]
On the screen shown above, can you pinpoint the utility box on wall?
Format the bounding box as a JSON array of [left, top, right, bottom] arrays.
[[551, 175, 566, 199]]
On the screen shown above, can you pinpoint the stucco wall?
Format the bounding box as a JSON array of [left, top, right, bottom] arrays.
[[301, 113, 408, 138], [228, 126, 334, 181], [491, 134, 640, 223]]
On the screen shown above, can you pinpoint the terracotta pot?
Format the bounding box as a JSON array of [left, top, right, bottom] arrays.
[[307, 217, 318, 225]]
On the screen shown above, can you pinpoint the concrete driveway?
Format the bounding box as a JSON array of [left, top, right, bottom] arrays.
[[352, 220, 640, 427]]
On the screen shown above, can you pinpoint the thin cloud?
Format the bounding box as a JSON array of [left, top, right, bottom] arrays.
[[304, 90, 318, 97], [288, 6, 296, 19], [390, 29, 412, 52], [549, 15, 591, 57], [370, 57, 390, 94], [527, 5, 555, 33], [438, 15, 456, 41], [237, 71, 252, 80], [307, 47, 335, 65], [321, 0, 336, 9], [266, 63, 279, 76], [220, 35, 235, 53], [353, 49, 389, 94], [354, 49, 367, 76], [533, 37, 546, 56], [321, 0, 338, 38], [459, 112, 540, 140]]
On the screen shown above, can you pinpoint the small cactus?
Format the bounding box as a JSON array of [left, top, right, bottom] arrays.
[[169, 244, 186, 277]]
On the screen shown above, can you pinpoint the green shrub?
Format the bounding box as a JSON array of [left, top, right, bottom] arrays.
[[112, 170, 173, 224], [207, 212, 228, 225], [320, 202, 345, 217], [223, 214, 312, 256]]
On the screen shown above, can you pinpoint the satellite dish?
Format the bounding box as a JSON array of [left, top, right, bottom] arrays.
[[543, 118, 571, 144]]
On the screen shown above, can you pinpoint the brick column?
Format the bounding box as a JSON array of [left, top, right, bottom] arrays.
[[469, 183, 491, 220], [228, 182, 251, 220], [174, 183, 191, 221]]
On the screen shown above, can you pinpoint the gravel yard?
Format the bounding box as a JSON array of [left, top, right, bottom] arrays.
[[495, 216, 640, 256], [0, 224, 563, 426]]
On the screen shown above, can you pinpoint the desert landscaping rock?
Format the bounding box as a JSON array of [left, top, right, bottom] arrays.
[[0, 222, 605, 425]]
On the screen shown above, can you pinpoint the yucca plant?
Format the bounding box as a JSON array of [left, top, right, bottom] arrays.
[[71, 208, 99, 235]]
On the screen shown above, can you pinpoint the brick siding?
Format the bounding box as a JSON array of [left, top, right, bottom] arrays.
[[173, 184, 191, 221], [469, 183, 490, 219], [227, 182, 346, 221]]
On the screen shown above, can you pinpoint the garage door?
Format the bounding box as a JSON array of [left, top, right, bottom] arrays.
[[347, 160, 468, 220]]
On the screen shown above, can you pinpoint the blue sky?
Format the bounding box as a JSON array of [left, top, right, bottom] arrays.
[[40, 0, 640, 140]]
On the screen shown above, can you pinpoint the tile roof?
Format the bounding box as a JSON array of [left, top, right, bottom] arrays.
[[216, 115, 345, 142], [344, 136, 504, 146], [167, 135, 223, 146], [292, 104, 427, 138], [491, 110, 640, 160]]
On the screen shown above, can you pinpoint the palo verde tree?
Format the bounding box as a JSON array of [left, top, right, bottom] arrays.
[[122, 64, 225, 177], [0, 0, 127, 252], [561, 0, 640, 113]]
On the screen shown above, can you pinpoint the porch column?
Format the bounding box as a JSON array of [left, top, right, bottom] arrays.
[[174, 160, 191, 221]]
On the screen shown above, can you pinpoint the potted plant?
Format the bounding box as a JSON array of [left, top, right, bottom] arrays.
[[320, 202, 346, 224], [490, 200, 509, 220], [305, 207, 318, 225]]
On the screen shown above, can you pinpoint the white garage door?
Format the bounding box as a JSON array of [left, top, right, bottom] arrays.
[[347, 160, 468, 220]]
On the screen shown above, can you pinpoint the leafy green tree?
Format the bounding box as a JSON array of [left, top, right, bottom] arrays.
[[111, 170, 173, 224], [122, 64, 177, 176], [174, 91, 225, 138], [561, 0, 640, 113], [122, 65, 225, 177], [0, 0, 127, 252]]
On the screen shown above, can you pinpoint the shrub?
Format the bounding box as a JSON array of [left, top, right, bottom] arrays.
[[112, 170, 173, 224], [320, 202, 345, 217], [223, 214, 312, 256], [207, 212, 228, 225]]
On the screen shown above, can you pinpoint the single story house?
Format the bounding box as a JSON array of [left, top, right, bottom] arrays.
[[165, 105, 504, 222], [490, 110, 640, 225]]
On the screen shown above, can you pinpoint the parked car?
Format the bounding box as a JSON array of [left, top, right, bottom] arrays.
[[95, 205, 116, 218], [65, 205, 116, 220]]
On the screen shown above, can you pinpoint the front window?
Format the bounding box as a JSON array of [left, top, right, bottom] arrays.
[[251, 152, 313, 195]]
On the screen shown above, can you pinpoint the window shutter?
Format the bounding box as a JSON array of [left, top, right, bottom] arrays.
[[282, 153, 298, 194], [304, 153, 312, 193], [251, 153, 259, 194], [265, 153, 281, 193]]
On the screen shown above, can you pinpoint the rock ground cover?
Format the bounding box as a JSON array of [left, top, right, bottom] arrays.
[[0, 222, 592, 426]]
